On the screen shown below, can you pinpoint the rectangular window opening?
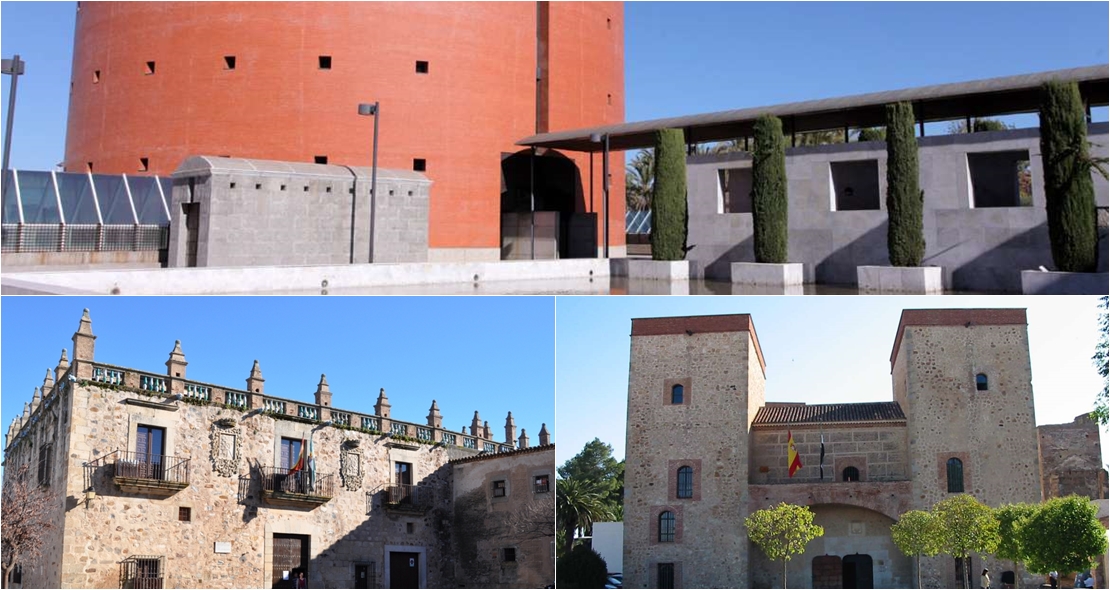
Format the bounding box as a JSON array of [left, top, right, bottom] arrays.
[[492, 480, 506, 498], [139, 157, 149, 172], [415, 60, 429, 74], [93, 69, 101, 84], [413, 159, 426, 172], [280, 184, 287, 191], [968, 150, 1032, 208], [179, 507, 191, 522], [325, 186, 332, 193], [144, 61, 156, 75], [255, 183, 263, 190], [318, 55, 332, 70], [230, 182, 237, 189], [314, 155, 328, 165], [406, 522, 414, 534], [830, 160, 881, 211], [534, 474, 550, 494], [224, 55, 237, 70], [718, 168, 753, 214], [503, 548, 516, 562]]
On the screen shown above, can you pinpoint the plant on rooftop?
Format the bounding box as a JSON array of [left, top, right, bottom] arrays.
[[1039, 80, 1103, 272], [885, 101, 926, 267], [751, 114, 789, 263], [650, 128, 688, 261]]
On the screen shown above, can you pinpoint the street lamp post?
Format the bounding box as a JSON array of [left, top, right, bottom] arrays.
[[590, 132, 610, 258], [357, 102, 380, 263], [2, 54, 26, 199]]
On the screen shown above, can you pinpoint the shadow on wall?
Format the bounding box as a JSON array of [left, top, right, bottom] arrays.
[[813, 222, 889, 286], [700, 236, 755, 281], [948, 222, 1050, 293]]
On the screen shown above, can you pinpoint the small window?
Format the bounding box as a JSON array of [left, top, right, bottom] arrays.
[[975, 374, 988, 391], [255, 183, 262, 190], [144, 61, 156, 75], [318, 55, 332, 69], [671, 384, 683, 405], [139, 157, 149, 172], [843, 466, 860, 482], [534, 474, 550, 494], [415, 60, 429, 74], [230, 182, 237, 189], [968, 151, 1032, 208], [830, 160, 881, 211], [37, 443, 53, 486], [658, 511, 675, 542], [607, 93, 612, 105], [303, 186, 310, 192], [280, 184, 287, 191], [606, 17, 612, 30], [178, 507, 191, 522], [676, 466, 693, 498], [947, 458, 964, 493], [502, 548, 516, 562], [93, 69, 101, 84], [8, 565, 21, 586], [224, 55, 237, 70], [406, 522, 414, 534], [657, 563, 674, 589], [413, 159, 426, 172], [492, 479, 506, 498], [314, 155, 328, 165], [325, 186, 332, 193]]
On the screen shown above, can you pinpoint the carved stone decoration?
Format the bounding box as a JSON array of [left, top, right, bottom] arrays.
[[340, 447, 363, 491], [210, 423, 242, 477]]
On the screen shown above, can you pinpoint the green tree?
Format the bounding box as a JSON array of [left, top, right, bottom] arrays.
[[1039, 81, 1100, 272], [745, 503, 825, 589], [856, 127, 886, 142], [933, 495, 1001, 589], [1092, 296, 1109, 425], [1017, 495, 1108, 575], [885, 101, 926, 267], [751, 114, 789, 263], [946, 118, 1012, 134], [555, 477, 612, 556], [625, 149, 655, 211], [557, 438, 624, 512], [891, 510, 943, 589], [555, 543, 609, 589], [994, 503, 1037, 585], [650, 128, 688, 261]]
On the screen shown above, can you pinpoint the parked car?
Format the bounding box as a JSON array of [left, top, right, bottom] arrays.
[[605, 572, 623, 589]]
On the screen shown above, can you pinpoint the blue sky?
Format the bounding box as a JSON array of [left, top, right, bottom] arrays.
[[1, 297, 556, 450], [555, 296, 1108, 468], [1, 2, 1108, 170]]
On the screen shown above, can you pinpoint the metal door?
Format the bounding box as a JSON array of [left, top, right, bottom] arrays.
[[389, 552, 419, 589]]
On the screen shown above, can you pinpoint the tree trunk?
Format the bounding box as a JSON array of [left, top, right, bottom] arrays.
[[783, 558, 788, 589], [917, 554, 922, 589], [2, 562, 11, 590]]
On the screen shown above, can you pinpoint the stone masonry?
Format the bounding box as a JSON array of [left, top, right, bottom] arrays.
[[1, 309, 553, 589], [625, 309, 1104, 589]]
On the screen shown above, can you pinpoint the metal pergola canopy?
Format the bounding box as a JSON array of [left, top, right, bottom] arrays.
[[517, 64, 1109, 153]]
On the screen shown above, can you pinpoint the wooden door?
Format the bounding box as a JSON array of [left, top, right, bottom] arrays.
[[389, 552, 419, 589], [272, 534, 308, 588]]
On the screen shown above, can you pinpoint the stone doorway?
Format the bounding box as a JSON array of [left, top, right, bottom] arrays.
[[389, 551, 420, 588], [842, 553, 873, 589], [271, 534, 309, 588], [812, 555, 842, 588]]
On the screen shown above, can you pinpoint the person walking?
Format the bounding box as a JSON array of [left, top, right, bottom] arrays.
[[295, 571, 307, 589], [1049, 570, 1059, 589], [981, 569, 991, 589]]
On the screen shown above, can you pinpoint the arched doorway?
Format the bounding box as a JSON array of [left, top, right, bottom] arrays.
[[842, 553, 873, 589], [500, 149, 592, 259]]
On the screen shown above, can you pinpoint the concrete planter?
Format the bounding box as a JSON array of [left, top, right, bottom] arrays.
[[731, 262, 804, 288], [610, 259, 689, 282], [1021, 270, 1109, 295], [857, 265, 943, 294]]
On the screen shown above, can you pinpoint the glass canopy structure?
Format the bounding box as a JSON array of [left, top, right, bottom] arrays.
[[1, 170, 171, 253]]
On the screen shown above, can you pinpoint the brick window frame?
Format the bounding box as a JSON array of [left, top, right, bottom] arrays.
[[663, 377, 691, 406], [667, 459, 701, 501], [937, 452, 971, 493], [834, 456, 868, 482], [649, 505, 683, 545], [649, 561, 682, 588]]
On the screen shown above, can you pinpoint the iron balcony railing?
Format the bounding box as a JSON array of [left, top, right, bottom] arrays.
[[261, 466, 336, 498], [114, 451, 190, 486], [385, 483, 429, 507]]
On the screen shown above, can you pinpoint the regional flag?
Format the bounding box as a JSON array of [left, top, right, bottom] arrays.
[[787, 430, 803, 477], [288, 437, 307, 476]]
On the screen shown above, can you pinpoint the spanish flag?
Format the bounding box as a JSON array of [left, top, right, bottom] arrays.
[[288, 438, 306, 476], [787, 431, 802, 477]]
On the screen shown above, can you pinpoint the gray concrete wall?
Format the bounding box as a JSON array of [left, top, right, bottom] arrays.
[[686, 124, 1109, 292], [167, 157, 429, 268]]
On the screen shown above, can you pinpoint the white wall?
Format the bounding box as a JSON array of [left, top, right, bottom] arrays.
[[592, 521, 624, 574]]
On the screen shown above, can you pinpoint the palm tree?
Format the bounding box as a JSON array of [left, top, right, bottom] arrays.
[[625, 149, 655, 211], [556, 477, 613, 556]]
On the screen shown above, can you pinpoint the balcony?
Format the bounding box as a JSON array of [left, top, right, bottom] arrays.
[[382, 483, 431, 514], [261, 466, 335, 508], [112, 451, 189, 495]]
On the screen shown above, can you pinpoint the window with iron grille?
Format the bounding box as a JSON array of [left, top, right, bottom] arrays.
[[121, 555, 164, 589], [658, 511, 675, 542], [38, 443, 53, 486], [492, 480, 507, 498], [947, 458, 964, 493], [658, 563, 675, 589], [676, 466, 693, 498], [534, 474, 550, 494], [502, 548, 516, 562], [843, 466, 860, 482], [178, 507, 191, 522]]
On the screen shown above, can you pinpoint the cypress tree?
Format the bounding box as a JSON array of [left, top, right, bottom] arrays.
[[650, 128, 688, 261], [885, 102, 926, 267], [750, 114, 789, 263], [1039, 80, 1099, 272]]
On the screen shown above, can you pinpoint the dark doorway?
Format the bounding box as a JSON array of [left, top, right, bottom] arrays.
[[133, 425, 165, 480], [272, 534, 309, 588], [355, 563, 374, 589], [842, 553, 874, 589], [389, 551, 420, 589], [182, 202, 199, 267], [812, 555, 843, 589], [500, 150, 593, 259]]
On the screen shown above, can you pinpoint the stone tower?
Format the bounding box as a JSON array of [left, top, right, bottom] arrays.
[[623, 314, 767, 589], [890, 308, 1042, 587]]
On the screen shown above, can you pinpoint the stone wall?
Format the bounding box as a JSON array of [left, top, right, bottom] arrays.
[[1038, 413, 1109, 500], [750, 425, 908, 484], [624, 317, 764, 589], [685, 124, 1110, 292], [450, 446, 556, 588]]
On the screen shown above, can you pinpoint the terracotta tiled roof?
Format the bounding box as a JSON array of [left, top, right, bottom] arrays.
[[752, 402, 905, 426], [448, 443, 554, 465]]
